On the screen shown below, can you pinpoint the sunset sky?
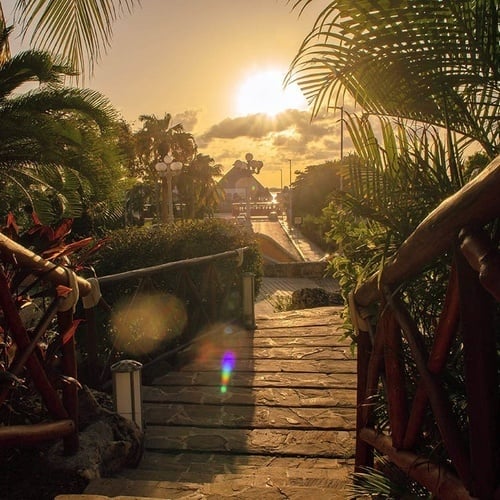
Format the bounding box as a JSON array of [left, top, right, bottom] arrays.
[[3, 0, 348, 188]]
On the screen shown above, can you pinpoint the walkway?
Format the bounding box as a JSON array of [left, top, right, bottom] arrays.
[[82, 306, 357, 499]]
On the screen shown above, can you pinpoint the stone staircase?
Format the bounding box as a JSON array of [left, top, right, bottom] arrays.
[[64, 307, 357, 499]]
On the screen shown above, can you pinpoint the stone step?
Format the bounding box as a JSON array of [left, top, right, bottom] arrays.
[[179, 345, 354, 364], [152, 370, 357, 389], [178, 358, 356, 374], [119, 452, 353, 485], [144, 425, 356, 457], [143, 385, 358, 407], [131, 450, 354, 472], [84, 477, 352, 499], [144, 402, 356, 429]]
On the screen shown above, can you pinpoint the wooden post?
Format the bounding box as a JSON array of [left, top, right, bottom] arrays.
[[456, 250, 498, 498], [404, 265, 460, 449], [383, 310, 408, 449], [355, 327, 374, 471]]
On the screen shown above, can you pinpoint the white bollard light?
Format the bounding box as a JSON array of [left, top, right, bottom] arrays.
[[111, 359, 143, 429], [242, 272, 256, 329]]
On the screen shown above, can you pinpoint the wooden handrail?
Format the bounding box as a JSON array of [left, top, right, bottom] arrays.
[[0, 233, 92, 297], [97, 247, 250, 285], [354, 155, 500, 307]]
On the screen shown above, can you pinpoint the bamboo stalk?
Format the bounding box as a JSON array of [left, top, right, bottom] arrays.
[[359, 428, 471, 499], [456, 251, 498, 499], [360, 316, 386, 426], [383, 310, 408, 449], [385, 289, 472, 488], [0, 233, 91, 297], [0, 269, 68, 420], [459, 226, 500, 301], [57, 309, 79, 454], [355, 328, 374, 471], [404, 265, 460, 449]]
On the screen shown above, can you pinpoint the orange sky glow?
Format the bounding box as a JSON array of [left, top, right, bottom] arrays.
[[3, 0, 347, 188]]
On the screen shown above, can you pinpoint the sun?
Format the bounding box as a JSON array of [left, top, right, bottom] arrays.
[[235, 69, 308, 117]]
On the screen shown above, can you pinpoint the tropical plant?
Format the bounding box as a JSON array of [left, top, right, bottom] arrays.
[[5, 0, 140, 78], [287, 0, 499, 158], [177, 153, 224, 219], [0, 45, 126, 224], [132, 113, 197, 179]]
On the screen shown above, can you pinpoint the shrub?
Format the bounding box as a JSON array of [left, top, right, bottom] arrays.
[[83, 219, 262, 372]]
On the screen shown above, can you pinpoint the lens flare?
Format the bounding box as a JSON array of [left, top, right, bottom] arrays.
[[110, 293, 187, 355], [220, 350, 236, 393]]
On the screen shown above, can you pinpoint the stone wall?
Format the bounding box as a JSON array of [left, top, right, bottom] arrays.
[[263, 261, 328, 278]]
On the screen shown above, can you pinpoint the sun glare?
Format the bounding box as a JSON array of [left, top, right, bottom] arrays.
[[235, 69, 308, 117]]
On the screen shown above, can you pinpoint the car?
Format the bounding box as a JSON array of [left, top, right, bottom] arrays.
[[268, 211, 278, 221], [236, 214, 248, 224]]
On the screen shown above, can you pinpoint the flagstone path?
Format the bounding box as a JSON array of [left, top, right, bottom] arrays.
[[79, 306, 357, 499]]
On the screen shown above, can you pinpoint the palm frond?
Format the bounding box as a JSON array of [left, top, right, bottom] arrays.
[[288, 0, 499, 155], [14, 0, 140, 79]]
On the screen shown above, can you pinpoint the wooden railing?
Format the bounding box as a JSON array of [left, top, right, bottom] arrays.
[[0, 237, 252, 455], [350, 155, 500, 499]]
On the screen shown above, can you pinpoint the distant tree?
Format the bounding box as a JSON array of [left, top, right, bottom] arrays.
[[292, 161, 342, 217], [177, 153, 224, 219], [131, 113, 197, 180]]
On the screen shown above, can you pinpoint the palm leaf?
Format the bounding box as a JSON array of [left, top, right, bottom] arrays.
[[287, 0, 499, 155], [14, 0, 140, 79]]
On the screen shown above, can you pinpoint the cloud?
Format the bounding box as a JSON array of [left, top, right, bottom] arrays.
[[172, 109, 200, 131], [193, 107, 350, 186]]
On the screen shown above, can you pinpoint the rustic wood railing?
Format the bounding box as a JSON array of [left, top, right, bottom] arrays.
[[0, 237, 252, 455], [350, 155, 500, 499]]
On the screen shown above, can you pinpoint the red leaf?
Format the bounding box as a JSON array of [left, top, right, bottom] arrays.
[[61, 319, 83, 345]]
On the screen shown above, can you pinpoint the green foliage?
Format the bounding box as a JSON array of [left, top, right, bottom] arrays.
[[0, 47, 127, 225], [324, 118, 471, 331], [13, 0, 140, 79], [293, 161, 341, 217], [348, 457, 431, 499], [91, 219, 262, 362], [288, 0, 499, 156]]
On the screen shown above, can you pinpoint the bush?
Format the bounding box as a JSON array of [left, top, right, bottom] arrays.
[[82, 219, 262, 373]]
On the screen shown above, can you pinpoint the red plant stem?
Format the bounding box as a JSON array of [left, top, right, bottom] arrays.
[[57, 309, 79, 454], [0, 268, 68, 420]]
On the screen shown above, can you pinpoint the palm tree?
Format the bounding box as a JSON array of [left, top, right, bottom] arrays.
[[0, 45, 124, 223], [132, 113, 197, 180], [177, 153, 224, 219], [2, 0, 140, 78], [287, 0, 499, 158]]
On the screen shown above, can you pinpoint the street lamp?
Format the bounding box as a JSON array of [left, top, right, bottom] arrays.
[[329, 105, 344, 189], [234, 153, 263, 220], [155, 154, 183, 223], [287, 159, 293, 224]]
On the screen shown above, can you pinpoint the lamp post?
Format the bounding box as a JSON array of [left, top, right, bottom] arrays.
[[233, 153, 263, 220], [287, 159, 293, 224], [155, 154, 183, 223], [329, 105, 344, 190]]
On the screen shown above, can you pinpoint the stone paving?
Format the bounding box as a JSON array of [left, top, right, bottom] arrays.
[[79, 307, 357, 500]]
